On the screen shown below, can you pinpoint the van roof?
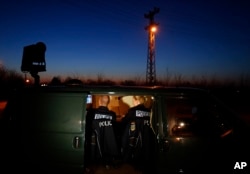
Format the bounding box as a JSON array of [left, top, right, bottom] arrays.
[[17, 85, 210, 96]]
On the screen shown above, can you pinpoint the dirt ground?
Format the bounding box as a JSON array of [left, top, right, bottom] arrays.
[[84, 164, 142, 174]]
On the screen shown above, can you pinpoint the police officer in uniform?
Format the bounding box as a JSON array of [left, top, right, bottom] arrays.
[[121, 96, 156, 173], [85, 95, 119, 170]]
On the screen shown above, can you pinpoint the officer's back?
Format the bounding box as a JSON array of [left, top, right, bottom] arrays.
[[87, 95, 119, 168]]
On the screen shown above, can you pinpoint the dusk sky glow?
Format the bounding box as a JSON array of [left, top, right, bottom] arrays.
[[1, 0, 250, 83]]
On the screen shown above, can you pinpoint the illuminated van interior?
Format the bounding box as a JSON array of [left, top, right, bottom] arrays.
[[86, 95, 154, 122]]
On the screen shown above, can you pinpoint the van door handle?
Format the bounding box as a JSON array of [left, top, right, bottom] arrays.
[[163, 139, 170, 152], [73, 136, 81, 149]]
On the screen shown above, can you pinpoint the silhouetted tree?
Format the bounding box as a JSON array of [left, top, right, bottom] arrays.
[[0, 66, 24, 100], [49, 76, 62, 86], [64, 78, 83, 86], [120, 80, 137, 86]]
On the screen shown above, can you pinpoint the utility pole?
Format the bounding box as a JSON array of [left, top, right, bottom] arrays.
[[145, 7, 159, 86]]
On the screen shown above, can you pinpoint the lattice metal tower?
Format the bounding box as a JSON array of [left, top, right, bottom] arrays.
[[144, 7, 159, 85]]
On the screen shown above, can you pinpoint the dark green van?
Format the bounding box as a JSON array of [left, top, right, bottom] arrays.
[[1, 85, 249, 174]]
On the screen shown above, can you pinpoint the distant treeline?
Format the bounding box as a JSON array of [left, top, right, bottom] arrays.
[[1, 66, 249, 100]]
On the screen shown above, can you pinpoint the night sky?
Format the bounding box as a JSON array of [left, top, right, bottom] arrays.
[[1, 0, 250, 82]]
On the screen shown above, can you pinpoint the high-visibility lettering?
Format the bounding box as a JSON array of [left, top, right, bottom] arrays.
[[94, 114, 112, 120], [136, 110, 150, 117], [99, 120, 112, 127], [144, 120, 150, 126]]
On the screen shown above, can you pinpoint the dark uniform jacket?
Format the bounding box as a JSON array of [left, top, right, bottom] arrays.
[[85, 106, 119, 165], [121, 104, 155, 170]]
